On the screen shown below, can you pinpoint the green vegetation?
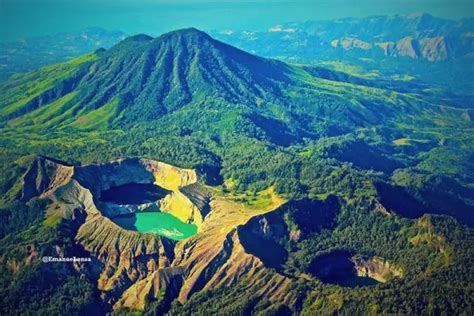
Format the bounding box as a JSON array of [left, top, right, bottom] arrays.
[[393, 137, 430, 146], [0, 29, 472, 315], [0, 52, 96, 119], [71, 97, 120, 129], [0, 203, 102, 315]]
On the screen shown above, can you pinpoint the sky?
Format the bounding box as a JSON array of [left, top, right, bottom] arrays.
[[1, 0, 473, 42]]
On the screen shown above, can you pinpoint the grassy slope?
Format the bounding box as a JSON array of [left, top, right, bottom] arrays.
[[0, 52, 97, 118]]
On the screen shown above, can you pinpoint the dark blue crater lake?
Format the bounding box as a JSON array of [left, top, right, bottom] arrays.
[[308, 251, 379, 287], [100, 183, 170, 205]]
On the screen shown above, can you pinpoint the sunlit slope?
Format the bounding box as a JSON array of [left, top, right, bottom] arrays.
[[0, 53, 97, 120]]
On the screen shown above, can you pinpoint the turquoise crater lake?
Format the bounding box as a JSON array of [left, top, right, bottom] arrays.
[[111, 212, 197, 241], [100, 183, 197, 240]]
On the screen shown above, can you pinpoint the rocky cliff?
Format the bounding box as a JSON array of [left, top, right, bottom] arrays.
[[19, 156, 299, 311], [331, 36, 451, 61]]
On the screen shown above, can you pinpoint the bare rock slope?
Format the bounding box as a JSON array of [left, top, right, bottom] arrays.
[[21, 156, 295, 311]]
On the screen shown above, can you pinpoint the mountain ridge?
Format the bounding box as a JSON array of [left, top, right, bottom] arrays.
[[214, 13, 474, 62], [42, 28, 291, 126], [1, 28, 469, 144]]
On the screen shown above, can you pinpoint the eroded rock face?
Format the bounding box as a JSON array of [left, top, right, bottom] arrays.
[[21, 156, 74, 201], [353, 256, 403, 283], [76, 214, 175, 305], [237, 211, 289, 270], [20, 156, 296, 312], [20, 156, 204, 308], [169, 196, 295, 306]]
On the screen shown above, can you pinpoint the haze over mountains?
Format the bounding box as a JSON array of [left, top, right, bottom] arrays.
[[212, 13, 474, 98], [1, 13, 473, 84], [213, 13, 474, 62], [0, 27, 126, 81]]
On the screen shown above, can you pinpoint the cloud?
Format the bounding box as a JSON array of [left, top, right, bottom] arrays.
[[268, 25, 297, 33]]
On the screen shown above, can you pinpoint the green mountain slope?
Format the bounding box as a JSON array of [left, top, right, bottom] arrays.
[[1, 28, 470, 137], [1, 29, 290, 128]]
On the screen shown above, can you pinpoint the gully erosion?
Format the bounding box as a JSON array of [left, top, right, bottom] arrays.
[[19, 156, 403, 312], [20, 156, 294, 311]]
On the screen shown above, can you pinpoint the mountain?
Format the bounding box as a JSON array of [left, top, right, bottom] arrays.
[[60, 28, 290, 124], [214, 14, 474, 62], [0, 27, 126, 81], [1, 28, 469, 140], [212, 14, 474, 96], [0, 28, 289, 125], [331, 35, 451, 62], [0, 28, 473, 315], [286, 13, 473, 42]]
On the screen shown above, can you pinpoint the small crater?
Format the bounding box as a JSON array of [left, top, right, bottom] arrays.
[[308, 251, 381, 287]]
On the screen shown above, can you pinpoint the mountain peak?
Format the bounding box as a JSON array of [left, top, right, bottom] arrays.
[[10, 28, 290, 126], [126, 34, 154, 42], [109, 28, 215, 53], [162, 27, 206, 36], [153, 27, 212, 44], [405, 12, 433, 19]]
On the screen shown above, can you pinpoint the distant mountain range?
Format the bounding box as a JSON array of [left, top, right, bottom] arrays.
[[212, 13, 474, 62], [2, 28, 468, 140], [0, 27, 126, 81], [1, 13, 472, 84]]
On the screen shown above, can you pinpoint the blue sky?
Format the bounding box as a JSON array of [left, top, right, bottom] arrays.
[[1, 0, 473, 41]]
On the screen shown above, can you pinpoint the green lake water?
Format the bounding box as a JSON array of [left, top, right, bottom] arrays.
[[112, 212, 197, 241]]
